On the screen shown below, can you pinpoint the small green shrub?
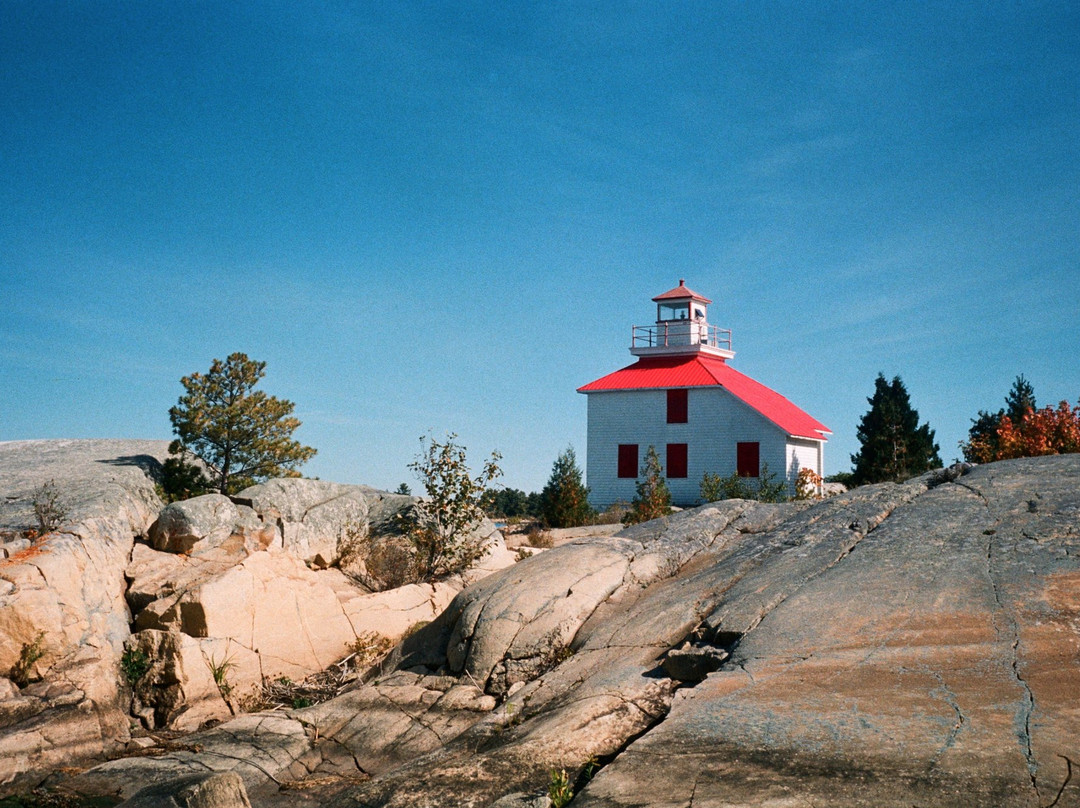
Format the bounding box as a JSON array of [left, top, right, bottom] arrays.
[[592, 500, 630, 525], [10, 632, 46, 688], [625, 446, 671, 525], [700, 462, 787, 503], [548, 768, 573, 808], [539, 446, 594, 528], [157, 453, 211, 503], [33, 481, 67, 534], [120, 647, 150, 686]]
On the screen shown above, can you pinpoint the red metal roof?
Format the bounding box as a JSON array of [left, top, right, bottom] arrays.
[[577, 354, 831, 441], [652, 279, 712, 304]]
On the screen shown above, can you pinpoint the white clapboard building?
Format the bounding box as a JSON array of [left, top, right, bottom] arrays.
[[578, 280, 830, 508]]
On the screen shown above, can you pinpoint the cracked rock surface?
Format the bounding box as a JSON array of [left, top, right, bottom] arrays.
[[320, 457, 1078, 806], [0, 439, 171, 789], [13, 452, 1080, 807], [573, 456, 1080, 807]]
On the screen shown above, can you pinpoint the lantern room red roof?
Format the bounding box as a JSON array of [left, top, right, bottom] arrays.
[[577, 354, 831, 441], [652, 279, 712, 304]]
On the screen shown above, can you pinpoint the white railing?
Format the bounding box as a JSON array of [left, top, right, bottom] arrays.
[[631, 323, 732, 351]]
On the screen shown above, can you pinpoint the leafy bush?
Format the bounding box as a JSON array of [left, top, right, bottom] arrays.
[[700, 463, 787, 503], [700, 470, 751, 502], [401, 433, 502, 580], [794, 468, 824, 500], [755, 463, 788, 503]]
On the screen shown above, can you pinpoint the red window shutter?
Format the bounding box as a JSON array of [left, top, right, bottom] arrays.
[[618, 444, 639, 478], [737, 442, 760, 478], [667, 443, 688, 478], [667, 389, 688, 423]]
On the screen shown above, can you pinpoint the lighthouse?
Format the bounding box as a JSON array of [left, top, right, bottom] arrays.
[[577, 281, 830, 508]]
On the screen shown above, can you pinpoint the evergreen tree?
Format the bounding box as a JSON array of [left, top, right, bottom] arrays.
[[1005, 374, 1037, 423], [169, 353, 317, 495], [851, 374, 941, 484], [486, 487, 532, 519], [539, 446, 593, 528], [961, 375, 1037, 463], [626, 446, 671, 524]]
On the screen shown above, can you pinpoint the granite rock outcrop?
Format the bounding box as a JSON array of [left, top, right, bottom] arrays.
[[64, 455, 1080, 808]]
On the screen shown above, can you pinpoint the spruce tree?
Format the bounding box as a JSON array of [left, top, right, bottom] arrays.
[[539, 446, 593, 528], [1005, 374, 1037, 423], [851, 374, 942, 484]]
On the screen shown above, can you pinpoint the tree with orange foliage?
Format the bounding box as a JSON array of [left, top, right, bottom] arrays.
[[961, 375, 1036, 462], [990, 401, 1080, 460]]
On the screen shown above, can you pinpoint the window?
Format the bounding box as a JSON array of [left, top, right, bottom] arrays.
[[667, 389, 688, 423], [737, 442, 760, 478], [658, 302, 689, 321], [666, 443, 688, 478], [618, 444, 639, 478]]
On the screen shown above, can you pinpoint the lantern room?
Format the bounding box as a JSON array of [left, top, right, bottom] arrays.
[[654, 278, 710, 322], [631, 279, 733, 359]]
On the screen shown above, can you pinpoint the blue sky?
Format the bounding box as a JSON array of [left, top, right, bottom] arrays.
[[2, 2, 1078, 492]]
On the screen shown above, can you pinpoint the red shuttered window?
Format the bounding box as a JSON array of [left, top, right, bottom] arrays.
[[667, 389, 688, 423], [737, 442, 760, 478], [618, 444, 639, 478], [667, 443, 688, 478]]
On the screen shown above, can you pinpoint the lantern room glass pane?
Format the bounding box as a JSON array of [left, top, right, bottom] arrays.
[[658, 302, 689, 321]]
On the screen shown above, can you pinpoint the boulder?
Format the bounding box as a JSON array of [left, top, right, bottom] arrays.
[[233, 479, 376, 565], [120, 771, 253, 808], [148, 495, 277, 556], [388, 499, 794, 696], [61, 713, 313, 804]]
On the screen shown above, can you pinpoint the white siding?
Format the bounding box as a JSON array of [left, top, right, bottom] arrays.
[[584, 387, 822, 509], [786, 437, 824, 493]]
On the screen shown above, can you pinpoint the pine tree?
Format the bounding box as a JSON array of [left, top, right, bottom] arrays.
[[539, 446, 593, 528], [851, 374, 941, 484], [169, 353, 317, 495], [626, 446, 671, 524]]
